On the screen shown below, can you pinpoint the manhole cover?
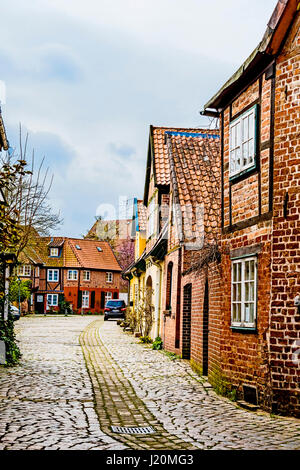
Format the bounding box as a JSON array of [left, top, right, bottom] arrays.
[[111, 426, 155, 435]]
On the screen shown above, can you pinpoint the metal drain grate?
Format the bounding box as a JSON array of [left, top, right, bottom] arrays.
[[111, 426, 155, 435]]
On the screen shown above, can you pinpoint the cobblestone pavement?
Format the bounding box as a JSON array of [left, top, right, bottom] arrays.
[[0, 316, 126, 450], [0, 316, 299, 450], [99, 320, 300, 450], [80, 320, 194, 450]]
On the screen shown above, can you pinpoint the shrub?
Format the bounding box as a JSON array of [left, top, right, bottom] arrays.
[[139, 335, 152, 344], [0, 313, 21, 366], [152, 336, 163, 350]]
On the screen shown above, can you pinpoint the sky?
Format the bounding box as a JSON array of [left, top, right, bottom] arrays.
[[0, 0, 278, 237]]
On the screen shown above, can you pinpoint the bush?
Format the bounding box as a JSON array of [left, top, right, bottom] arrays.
[[152, 336, 163, 350], [139, 335, 152, 344], [0, 314, 21, 366]]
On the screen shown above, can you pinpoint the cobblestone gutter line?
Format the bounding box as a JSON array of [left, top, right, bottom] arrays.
[[80, 320, 195, 450]]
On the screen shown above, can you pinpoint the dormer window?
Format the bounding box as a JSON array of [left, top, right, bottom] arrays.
[[50, 247, 59, 257], [75, 244, 81, 250], [97, 246, 102, 252]]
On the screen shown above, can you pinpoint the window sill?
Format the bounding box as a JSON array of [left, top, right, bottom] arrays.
[[229, 164, 257, 183], [231, 326, 257, 334]]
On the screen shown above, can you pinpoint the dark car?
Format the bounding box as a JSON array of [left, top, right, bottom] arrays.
[[104, 299, 126, 321]]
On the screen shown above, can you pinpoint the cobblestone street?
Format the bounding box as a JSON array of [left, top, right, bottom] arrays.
[[0, 316, 299, 450]]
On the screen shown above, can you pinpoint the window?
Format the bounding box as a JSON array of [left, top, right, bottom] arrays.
[[47, 269, 59, 282], [147, 198, 156, 238], [82, 290, 90, 308], [229, 105, 257, 177], [97, 246, 102, 252], [231, 257, 257, 328], [67, 270, 78, 280], [17, 265, 31, 277], [47, 294, 58, 307], [83, 270, 90, 281], [106, 272, 113, 283], [50, 248, 59, 257], [105, 291, 112, 303], [75, 244, 81, 250]]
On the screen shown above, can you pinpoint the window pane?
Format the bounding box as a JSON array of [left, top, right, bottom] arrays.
[[230, 150, 235, 173], [236, 122, 241, 146], [249, 260, 255, 280], [249, 112, 254, 139], [245, 303, 254, 324], [237, 283, 241, 301], [237, 263, 241, 282], [235, 303, 241, 322], [243, 116, 249, 141], [243, 142, 248, 166], [249, 138, 254, 162]]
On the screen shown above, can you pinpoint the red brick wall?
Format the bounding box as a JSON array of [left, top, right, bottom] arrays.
[[270, 11, 300, 417], [182, 260, 222, 383]]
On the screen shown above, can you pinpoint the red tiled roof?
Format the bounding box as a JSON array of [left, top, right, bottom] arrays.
[[20, 237, 122, 271], [167, 131, 220, 242], [152, 127, 211, 186], [66, 239, 122, 271]]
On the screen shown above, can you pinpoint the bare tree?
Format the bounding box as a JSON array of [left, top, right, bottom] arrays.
[[1, 126, 62, 256]]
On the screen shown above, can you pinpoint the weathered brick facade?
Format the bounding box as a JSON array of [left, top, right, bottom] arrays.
[[270, 10, 300, 415], [203, 1, 300, 416]]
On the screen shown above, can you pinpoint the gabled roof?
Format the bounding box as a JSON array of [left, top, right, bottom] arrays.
[[66, 238, 122, 271], [19, 237, 122, 271], [203, 0, 299, 112], [143, 126, 211, 204], [166, 131, 220, 243]]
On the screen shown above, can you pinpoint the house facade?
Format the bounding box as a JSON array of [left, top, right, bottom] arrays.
[[159, 131, 221, 379], [18, 237, 122, 314], [202, 0, 300, 416]]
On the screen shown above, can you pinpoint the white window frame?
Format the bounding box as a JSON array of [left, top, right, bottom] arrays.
[[17, 265, 31, 277], [82, 290, 90, 308], [231, 256, 257, 329], [50, 247, 59, 257], [229, 105, 257, 178], [105, 291, 112, 303], [47, 293, 58, 307], [47, 269, 59, 282], [106, 272, 113, 283], [83, 270, 90, 281], [67, 270, 78, 281]]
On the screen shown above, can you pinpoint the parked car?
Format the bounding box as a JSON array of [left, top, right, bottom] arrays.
[[10, 306, 20, 321], [104, 299, 126, 321]]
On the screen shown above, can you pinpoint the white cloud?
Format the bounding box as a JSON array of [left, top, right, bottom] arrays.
[[0, 0, 278, 236]]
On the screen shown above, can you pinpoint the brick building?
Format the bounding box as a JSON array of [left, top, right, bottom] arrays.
[[202, 0, 300, 416], [160, 131, 221, 375], [18, 237, 122, 314]]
